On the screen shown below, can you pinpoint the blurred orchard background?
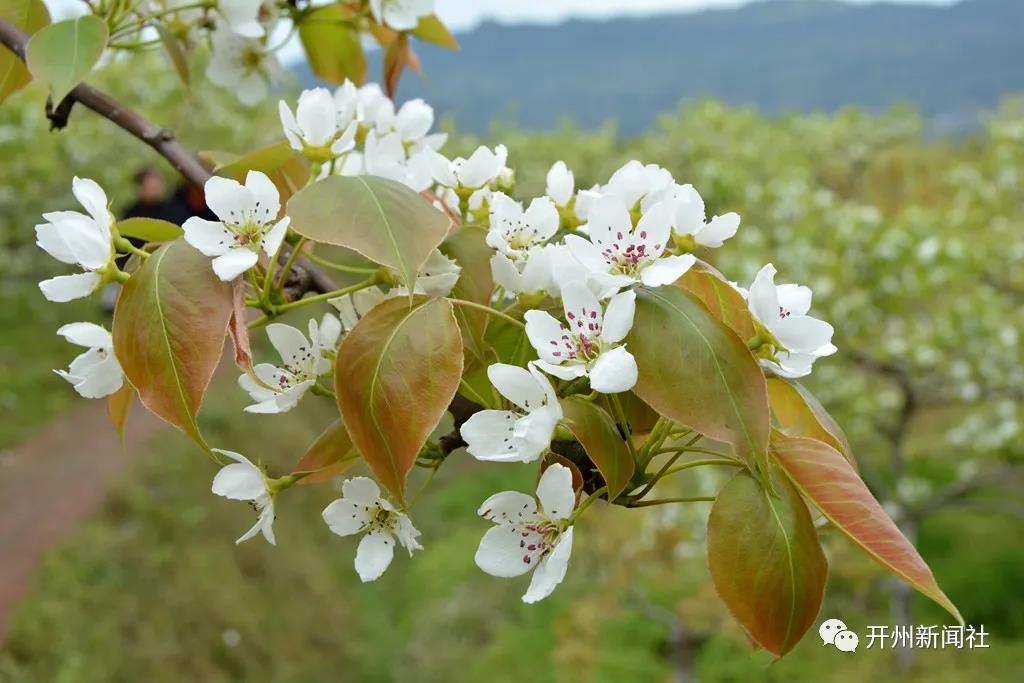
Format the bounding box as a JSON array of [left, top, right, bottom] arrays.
[[1, 0, 1023, 681]]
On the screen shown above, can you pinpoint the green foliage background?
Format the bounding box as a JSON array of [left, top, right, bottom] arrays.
[[1, 56, 1022, 681]]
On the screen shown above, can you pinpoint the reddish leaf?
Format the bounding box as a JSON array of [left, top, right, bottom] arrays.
[[772, 436, 962, 623], [335, 296, 463, 504], [293, 418, 358, 484], [628, 286, 770, 476], [383, 32, 410, 97], [559, 397, 634, 500], [112, 240, 233, 446], [106, 382, 134, 443], [767, 378, 855, 468], [708, 470, 828, 657], [676, 260, 756, 341], [227, 279, 252, 371]]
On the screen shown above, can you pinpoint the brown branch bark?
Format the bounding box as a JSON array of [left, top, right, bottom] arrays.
[[0, 17, 336, 294]]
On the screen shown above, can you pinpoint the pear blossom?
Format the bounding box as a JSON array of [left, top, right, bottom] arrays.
[[322, 477, 423, 582], [565, 195, 696, 289], [546, 161, 575, 206], [358, 131, 434, 191], [427, 144, 509, 191], [54, 323, 123, 399], [391, 249, 461, 297], [461, 363, 563, 463], [475, 463, 577, 603], [238, 314, 341, 413], [745, 264, 837, 379], [491, 247, 556, 297], [218, 0, 266, 38], [393, 98, 441, 147], [331, 287, 387, 331], [211, 449, 276, 545], [206, 28, 282, 106], [182, 171, 289, 281], [486, 193, 559, 261], [36, 177, 114, 302], [525, 281, 638, 393], [369, 0, 434, 32], [648, 183, 740, 249], [279, 88, 357, 160], [581, 160, 673, 214]]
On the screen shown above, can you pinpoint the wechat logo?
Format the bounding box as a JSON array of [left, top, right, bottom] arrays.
[[820, 618, 859, 653]]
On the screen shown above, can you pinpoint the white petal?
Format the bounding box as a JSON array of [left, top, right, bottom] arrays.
[[776, 283, 812, 316], [457, 146, 502, 188], [39, 272, 102, 302], [640, 254, 696, 288], [488, 363, 547, 412], [524, 309, 571, 365], [42, 210, 109, 270], [392, 513, 423, 554], [355, 530, 396, 582], [342, 477, 382, 505], [635, 200, 673, 257], [35, 221, 77, 264], [475, 524, 535, 578], [478, 491, 538, 525], [65, 352, 122, 398], [512, 406, 560, 463], [266, 323, 311, 366], [774, 316, 835, 354], [461, 410, 521, 461], [561, 280, 603, 336], [697, 213, 740, 248], [260, 217, 289, 257], [748, 263, 780, 325], [204, 175, 249, 221], [584, 196, 632, 253], [522, 527, 574, 603], [536, 463, 575, 521], [589, 346, 638, 394], [182, 218, 232, 257], [212, 248, 259, 280], [278, 100, 302, 150], [545, 161, 574, 205], [490, 252, 523, 292], [211, 461, 265, 501], [600, 290, 636, 344], [322, 498, 372, 536], [563, 234, 609, 275], [245, 170, 281, 218], [533, 359, 586, 381], [57, 322, 111, 348]]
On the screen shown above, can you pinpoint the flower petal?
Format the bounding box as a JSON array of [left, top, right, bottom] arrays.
[[748, 263, 780, 325], [57, 322, 111, 348], [475, 524, 537, 578], [640, 254, 696, 288], [522, 527, 574, 603], [461, 410, 522, 461], [342, 477, 382, 505], [600, 290, 636, 344], [322, 498, 372, 536], [182, 218, 233, 257], [39, 272, 102, 302], [536, 463, 575, 521], [589, 346, 638, 394], [697, 212, 740, 248], [355, 530, 396, 582], [478, 490, 538, 525], [487, 363, 547, 412], [524, 310, 573, 365], [212, 248, 258, 281], [211, 461, 265, 501]]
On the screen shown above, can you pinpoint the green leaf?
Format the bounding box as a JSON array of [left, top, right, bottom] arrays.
[[106, 382, 134, 444], [116, 217, 182, 243], [627, 286, 770, 475], [155, 22, 189, 87], [459, 316, 535, 408], [767, 378, 856, 468], [298, 5, 366, 85], [440, 226, 494, 366], [707, 469, 828, 657], [772, 435, 963, 624], [112, 240, 233, 447], [335, 296, 463, 504], [412, 14, 459, 50], [292, 419, 358, 484], [0, 0, 50, 104], [26, 15, 107, 102], [287, 175, 452, 293], [676, 260, 756, 341], [559, 397, 635, 500]]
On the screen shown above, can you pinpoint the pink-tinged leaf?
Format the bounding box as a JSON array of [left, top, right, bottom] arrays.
[[676, 260, 756, 342], [708, 469, 828, 657], [628, 286, 770, 476], [335, 296, 463, 504], [767, 378, 855, 469], [106, 382, 134, 444], [383, 32, 411, 97], [288, 175, 451, 294], [772, 436, 963, 624], [227, 279, 252, 371], [293, 418, 358, 484], [440, 226, 493, 367], [112, 240, 233, 447], [559, 397, 634, 501]]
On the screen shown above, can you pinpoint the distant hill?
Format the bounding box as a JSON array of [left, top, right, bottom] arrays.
[[296, 0, 1024, 133]]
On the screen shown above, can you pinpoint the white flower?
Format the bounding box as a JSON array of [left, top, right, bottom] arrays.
[[491, 246, 555, 297], [648, 183, 740, 249], [238, 314, 341, 413], [330, 287, 387, 331], [525, 281, 638, 393], [589, 160, 673, 212], [36, 177, 114, 302], [391, 248, 461, 297], [393, 98, 436, 145], [461, 363, 562, 463], [359, 131, 433, 192], [206, 28, 282, 106], [211, 449, 276, 545], [486, 192, 559, 261], [427, 144, 509, 191], [182, 171, 289, 281], [279, 88, 357, 159], [475, 463, 577, 603], [54, 322, 123, 399], [322, 477, 423, 582], [746, 264, 837, 379], [546, 161, 575, 206], [369, 0, 433, 32], [565, 195, 695, 289], [218, 0, 266, 38]]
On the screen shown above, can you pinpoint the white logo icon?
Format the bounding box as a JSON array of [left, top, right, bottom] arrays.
[[820, 618, 858, 652]]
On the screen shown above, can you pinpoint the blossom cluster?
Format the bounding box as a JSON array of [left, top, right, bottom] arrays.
[[34, 82, 838, 603]]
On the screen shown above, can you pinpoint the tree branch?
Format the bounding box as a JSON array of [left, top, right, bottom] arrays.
[[0, 17, 336, 294]]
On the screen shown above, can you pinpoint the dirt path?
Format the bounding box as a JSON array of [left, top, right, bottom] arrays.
[[0, 397, 165, 641]]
